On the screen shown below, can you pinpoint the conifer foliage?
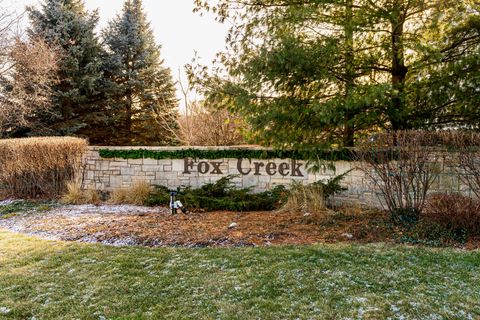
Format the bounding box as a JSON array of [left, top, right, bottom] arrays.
[[27, 0, 104, 137], [102, 0, 179, 145]]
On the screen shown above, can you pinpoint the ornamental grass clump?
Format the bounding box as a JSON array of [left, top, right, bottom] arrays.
[[109, 181, 152, 206], [0, 137, 88, 198], [281, 182, 326, 214], [61, 181, 101, 205]]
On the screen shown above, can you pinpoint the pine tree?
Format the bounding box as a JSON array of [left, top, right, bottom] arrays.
[[27, 0, 105, 137], [102, 0, 179, 146], [192, 0, 472, 148]]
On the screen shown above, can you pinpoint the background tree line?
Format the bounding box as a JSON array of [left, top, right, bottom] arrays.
[[0, 0, 178, 146], [191, 0, 480, 149], [2, 0, 478, 148]]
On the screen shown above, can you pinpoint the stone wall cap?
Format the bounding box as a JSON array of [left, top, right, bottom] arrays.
[[89, 145, 270, 151]]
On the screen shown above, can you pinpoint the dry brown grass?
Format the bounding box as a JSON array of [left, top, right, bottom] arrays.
[[126, 181, 152, 205], [281, 183, 326, 214], [61, 182, 101, 205], [108, 188, 129, 205], [108, 181, 152, 205], [0, 137, 88, 198], [61, 181, 84, 205], [84, 188, 101, 205], [424, 193, 480, 235]]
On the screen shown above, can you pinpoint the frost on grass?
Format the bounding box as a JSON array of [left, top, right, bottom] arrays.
[[0, 199, 15, 206], [0, 307, 11, 315], [0, 204, 168, 246]]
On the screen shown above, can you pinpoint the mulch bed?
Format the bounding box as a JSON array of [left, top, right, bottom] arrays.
[[2, 204, 479, 248], [0, 204, 395, 247]]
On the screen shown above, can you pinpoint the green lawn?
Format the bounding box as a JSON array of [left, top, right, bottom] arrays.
[[0, 231, 479, 319]]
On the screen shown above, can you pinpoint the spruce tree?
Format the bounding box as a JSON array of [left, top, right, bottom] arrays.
[[102, 0, 179, 145], [27, 0, 105, 138]]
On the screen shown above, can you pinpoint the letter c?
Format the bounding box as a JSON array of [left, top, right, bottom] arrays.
[[237, 158, 252, 175]]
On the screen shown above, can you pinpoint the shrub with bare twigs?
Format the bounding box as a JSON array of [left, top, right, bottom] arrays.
[[1, 38, 59, 137], [424, 193, 480, 236], [179, 102, 247, 146], [356, 131, 443, 218], [442, 131, 480, 200]]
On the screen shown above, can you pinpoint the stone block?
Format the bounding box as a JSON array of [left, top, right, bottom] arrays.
[[158, 160, 173, 166], [155, 172, 166, 180], [120, 167, 135, 176], [242, 175, 259, 188], [86, 170, 94, 180], [109, 176, 123, 188], [335, 161, 353, 175], [110, 161, 128, 167], [163, 172, 178, 180], [99, 161, 110, 171], [127, 159, 143, 165], [142, 165, 161, 172], [143, 158, 158, 166]]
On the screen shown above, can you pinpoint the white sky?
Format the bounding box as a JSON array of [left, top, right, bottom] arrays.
[[3, 0, 229, 108]]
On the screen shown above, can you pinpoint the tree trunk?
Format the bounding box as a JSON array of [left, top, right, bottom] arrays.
[[343, 0, 355, 147], [125, 88, 133, 143], [389, 0, 409, 131]]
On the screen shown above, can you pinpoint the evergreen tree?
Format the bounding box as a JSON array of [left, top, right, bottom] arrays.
[[27, 0, 105, 137], [102, 0, 179, 145], [192, 0, 475, 148]]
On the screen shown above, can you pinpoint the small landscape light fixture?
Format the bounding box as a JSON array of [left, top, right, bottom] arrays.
[[169, 190, 188, 215]]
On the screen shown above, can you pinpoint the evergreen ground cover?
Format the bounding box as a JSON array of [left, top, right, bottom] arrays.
[[0, 231, 479, 319], [147, 176, 288, 211]]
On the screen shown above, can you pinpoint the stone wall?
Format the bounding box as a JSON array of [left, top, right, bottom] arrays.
[[83, 146, 474, 208], [83, 146, 375, 205]]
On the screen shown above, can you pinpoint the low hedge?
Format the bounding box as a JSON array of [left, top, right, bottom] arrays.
[[0, 137, 88, 198], [99, 148, 355, 161]]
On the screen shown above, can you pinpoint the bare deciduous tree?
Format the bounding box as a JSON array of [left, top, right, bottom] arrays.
[[0, 2, 59, 137], [0, 38, 58, 136], [0, 37, 59, 137], [179, 101, 247, 146], [178, 69, 247, 146], [356, 131, 442, 215]]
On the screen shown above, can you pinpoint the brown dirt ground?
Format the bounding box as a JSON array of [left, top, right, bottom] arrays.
[[2, 204, 479, 248]]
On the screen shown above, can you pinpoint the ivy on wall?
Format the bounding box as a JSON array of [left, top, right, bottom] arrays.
[[98, 148, 355, 161]]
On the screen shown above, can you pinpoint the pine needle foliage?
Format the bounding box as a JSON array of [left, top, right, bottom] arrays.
[[27, 0, 105, 137], [102, 0, 179, 146]]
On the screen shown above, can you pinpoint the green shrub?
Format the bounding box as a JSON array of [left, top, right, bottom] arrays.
[[99, 148, 354, 162], [148, 176, 288, 212], [312, 170, 350, 200], [390, 207, 420, 228], [397, 220, 468, 247], [0, 200, 57, 218]]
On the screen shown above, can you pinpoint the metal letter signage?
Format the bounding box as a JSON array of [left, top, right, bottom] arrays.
[[182, 158, 304, 177]]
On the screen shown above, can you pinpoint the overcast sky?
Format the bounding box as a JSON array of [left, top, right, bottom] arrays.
[[3, 0, 229, 107]]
